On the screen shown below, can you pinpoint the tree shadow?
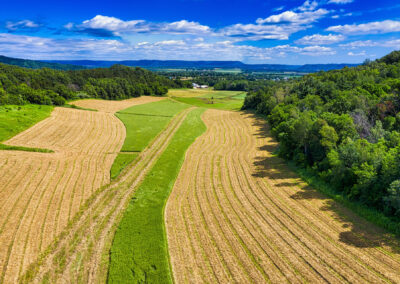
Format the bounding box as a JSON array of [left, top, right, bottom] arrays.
[[244, 111, 400, 254]]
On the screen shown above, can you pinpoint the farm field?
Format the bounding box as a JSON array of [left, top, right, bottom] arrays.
[[168, 88, 246, 111], [0, 96, 163, 283], [19, 100, 197, 283], [166, 109, 400, 283]]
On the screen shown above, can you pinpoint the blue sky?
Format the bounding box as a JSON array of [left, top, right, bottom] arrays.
[[0, 0, 399, 64]]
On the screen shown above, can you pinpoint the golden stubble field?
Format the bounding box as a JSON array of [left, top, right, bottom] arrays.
[[0, 96, 164, 283], [166, 109, 400, 283]]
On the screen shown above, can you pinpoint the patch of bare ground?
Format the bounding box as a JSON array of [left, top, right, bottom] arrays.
[[165, 109, 400, 283], [0, 97, 164, 283]]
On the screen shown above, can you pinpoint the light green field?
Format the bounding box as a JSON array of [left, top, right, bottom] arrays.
[[108, 107, 206, 283], [0, 105, 54, 152], [168, 88, 246, 111], [110, 99, 190, 179]]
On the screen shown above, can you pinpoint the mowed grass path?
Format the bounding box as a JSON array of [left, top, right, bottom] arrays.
[[168, 88, 246, 111], [110, 99, 189, 179], [108, 108, 206, 283], [0, 105, 54, 152]]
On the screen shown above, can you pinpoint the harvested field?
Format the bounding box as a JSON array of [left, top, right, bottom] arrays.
[[71, 96, 165, 113], [0, 97, 163, 283], [166, 109, 400, 283], [20, 107, 194, 283]]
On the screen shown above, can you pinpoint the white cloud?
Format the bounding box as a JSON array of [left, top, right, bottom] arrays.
[[6, 20, 39, 31], [273, 6, 285, 12], [327, 20, 400, 34], [154, 40, 186, 46], [328, 0, 354, 3], [0, 33, 338, 63], [80, 15, 145, 34], [297, 0, 319, 12], [256, 8, 329, 25], [339, 40, 378, 48], [296, 33, 345, 45], [348, 51, 367, 56], [340, 39, 400, 49], [221, 23, 305, 40], [71, 15, 211, 36]]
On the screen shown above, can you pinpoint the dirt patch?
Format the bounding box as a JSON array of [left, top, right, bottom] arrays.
[[165, 109, 400, 283]]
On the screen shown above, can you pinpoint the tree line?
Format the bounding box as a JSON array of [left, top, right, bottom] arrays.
[[0, 64, 186, 106], [243, 51, 400, 218]]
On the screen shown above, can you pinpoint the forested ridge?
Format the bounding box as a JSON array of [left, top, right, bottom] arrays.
[[243, 51, 400, 219], [0, 63, 187, 106], [0, 55, 84, 70]]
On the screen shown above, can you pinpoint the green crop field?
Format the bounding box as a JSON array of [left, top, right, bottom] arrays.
[[110, 99, 190, 179], [108, 108, 206, 283], [168, 88, 246, 111]]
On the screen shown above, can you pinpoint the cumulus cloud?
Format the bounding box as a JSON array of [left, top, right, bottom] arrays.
[[348, 51, 367, 56], [295, 33, 345, 45], [6, 20, 40, 31], [328, 0, 354, 3], [221, 23, 304, 40], [327, 20, 400, 34], [340, 39, 400, 49], [297, 0, 319, 12], [256, 9, 329, 25], [68, 15, 211, 37]]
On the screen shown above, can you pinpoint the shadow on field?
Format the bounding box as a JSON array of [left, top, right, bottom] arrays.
[[244, 111, 400, 254]]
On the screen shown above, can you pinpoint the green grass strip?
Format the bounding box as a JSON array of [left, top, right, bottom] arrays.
[[110, 153, 138, 180], [172, 96, 243, 111], [0, 144, 54, 153], [108, 108, 206, 283], [111, 99, 189, 179], [62, 104, 98, 112]]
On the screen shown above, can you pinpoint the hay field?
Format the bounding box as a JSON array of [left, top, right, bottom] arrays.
[[0, 96, 163, 283], [166, 109, 400, 283]]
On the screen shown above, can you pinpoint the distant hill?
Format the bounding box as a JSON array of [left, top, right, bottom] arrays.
[[46, 59, 359, 73], [0, 55, 85, 70]]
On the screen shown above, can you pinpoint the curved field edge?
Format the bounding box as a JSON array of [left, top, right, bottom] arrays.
[[110, 99, 190, 179], [0, 104, 54, 152], [107, 107, 206, 283]]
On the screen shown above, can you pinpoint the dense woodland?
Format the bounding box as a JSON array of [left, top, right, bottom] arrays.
[[243, 51, 400, 218], [0, 64, 186, 105]]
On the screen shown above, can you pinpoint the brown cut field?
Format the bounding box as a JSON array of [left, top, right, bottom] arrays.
[[0, 96, 164, 283], [165, 109, 400, 283]]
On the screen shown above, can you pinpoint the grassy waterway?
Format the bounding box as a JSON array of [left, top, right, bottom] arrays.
[[108, 107, 206, 283]]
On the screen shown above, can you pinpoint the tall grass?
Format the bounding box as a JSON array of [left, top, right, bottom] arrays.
[[108, 108, 206, 283]]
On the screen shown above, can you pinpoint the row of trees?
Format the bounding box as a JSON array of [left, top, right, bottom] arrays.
[[243, 51, 400, 217], [0, 64, 181, 106]]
